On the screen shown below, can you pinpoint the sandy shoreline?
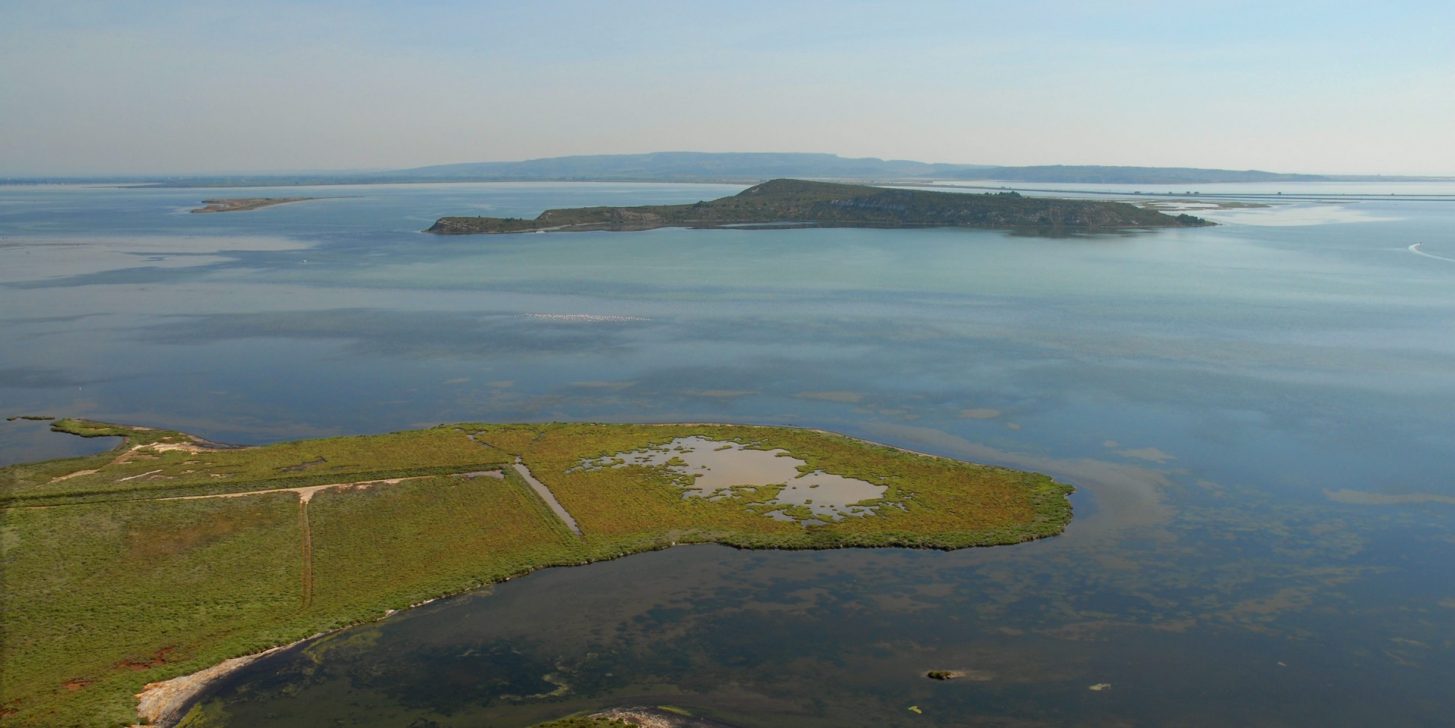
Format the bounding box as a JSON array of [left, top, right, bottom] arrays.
[[130, 588, 460, 727], [132, 639, 306, 727]]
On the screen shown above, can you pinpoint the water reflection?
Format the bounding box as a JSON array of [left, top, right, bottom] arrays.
[[2, 183, 1453, 726]]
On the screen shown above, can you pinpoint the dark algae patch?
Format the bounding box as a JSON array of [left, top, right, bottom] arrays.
[[0, 420, 1070, 727], [425, 178, 1211, 235]]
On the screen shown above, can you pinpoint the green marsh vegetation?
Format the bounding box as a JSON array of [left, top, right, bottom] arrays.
[[0, 419, 1070, 726], [2, 420, 501, 507], [466, 422, 1073, 551]]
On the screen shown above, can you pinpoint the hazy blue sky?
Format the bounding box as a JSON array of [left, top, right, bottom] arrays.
[[2, 0, 1452, 175]]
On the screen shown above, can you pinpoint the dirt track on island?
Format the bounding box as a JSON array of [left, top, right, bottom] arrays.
[[299, 499, 313, 608]]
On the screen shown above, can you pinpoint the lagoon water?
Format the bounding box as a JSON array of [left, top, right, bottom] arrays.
[[2, 182, 1453, 725]]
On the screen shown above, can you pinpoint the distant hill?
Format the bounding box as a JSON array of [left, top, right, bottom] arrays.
[[389, 152, 978, 182], [17, 152, 1423, 187], [426, 178, 1210, 235], [388, 153, 1329, 185]]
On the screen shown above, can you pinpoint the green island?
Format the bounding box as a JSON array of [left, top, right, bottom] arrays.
[[0, 418, 1071, 727], [189, 197, 316, 213], [425, 178, 1210, 234]]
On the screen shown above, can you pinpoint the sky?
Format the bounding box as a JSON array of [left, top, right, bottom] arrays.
[[2, 0, 1453, 176]]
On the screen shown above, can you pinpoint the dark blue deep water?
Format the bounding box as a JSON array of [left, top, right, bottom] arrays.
[[2, 182, 1453, 726]]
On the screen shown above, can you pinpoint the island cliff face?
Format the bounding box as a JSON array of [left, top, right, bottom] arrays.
[[425, 179, 1210, 234]]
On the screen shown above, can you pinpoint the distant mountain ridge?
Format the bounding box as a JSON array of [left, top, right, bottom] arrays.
[[389, 152, 978, 181], [388, 152, 1326, 185], [14, 152, 1432, 188]]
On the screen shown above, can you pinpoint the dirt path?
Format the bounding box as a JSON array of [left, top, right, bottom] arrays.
[[461, 431, 583, 536], [299, 500, 313, 608], [155, 472, 502, 608], [46, 440, 219, 485], [511, 458, 582, 536], [156, 473, 500, 504]]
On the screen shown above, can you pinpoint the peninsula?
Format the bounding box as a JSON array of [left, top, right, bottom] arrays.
[[190, 197, 316, 213], [425, 178, 1210, 234], [0, 419, 1071, 727]]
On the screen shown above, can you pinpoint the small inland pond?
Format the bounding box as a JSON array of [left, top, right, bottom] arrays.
[[576, 436, 888, 521]]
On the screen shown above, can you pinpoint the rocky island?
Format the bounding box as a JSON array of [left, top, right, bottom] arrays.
[[426, 178, 1210, 234]]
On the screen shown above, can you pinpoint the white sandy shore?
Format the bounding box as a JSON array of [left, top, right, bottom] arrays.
[[132, 639, 307, 727]]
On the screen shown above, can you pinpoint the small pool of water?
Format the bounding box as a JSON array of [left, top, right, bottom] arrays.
[[577, 436, 887, 520]]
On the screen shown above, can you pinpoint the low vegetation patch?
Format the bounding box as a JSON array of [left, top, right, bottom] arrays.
[[468, 422, 1072, 551]]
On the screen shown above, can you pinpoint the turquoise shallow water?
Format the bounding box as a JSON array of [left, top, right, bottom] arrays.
[[2, 182, 1453, 725]]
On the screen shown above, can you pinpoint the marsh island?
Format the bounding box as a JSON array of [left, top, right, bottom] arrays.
[[190, 198, 316, 213], [0, 419, 1070, 727], [426, 178, 1210, 234]]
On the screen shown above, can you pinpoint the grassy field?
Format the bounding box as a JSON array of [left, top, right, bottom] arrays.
[[0, 419, 500, 506], [2, 494, 304, 725], [0, 420, 1071, 727], [307, 474, 584, 619]]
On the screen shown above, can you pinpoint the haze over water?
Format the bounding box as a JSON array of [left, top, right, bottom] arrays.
[[2, 182, 1453, 725]]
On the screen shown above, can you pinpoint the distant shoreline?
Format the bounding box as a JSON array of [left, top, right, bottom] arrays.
[[190, 197, 318, 213]]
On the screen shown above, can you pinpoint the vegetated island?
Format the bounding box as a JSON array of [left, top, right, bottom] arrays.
[[0, 418, 1072, 728], [190, 197, 316, 213], [425, 178, 1210, 235]]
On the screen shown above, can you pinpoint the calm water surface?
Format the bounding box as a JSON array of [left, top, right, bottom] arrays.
[[2, 182, 1452, 725]]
